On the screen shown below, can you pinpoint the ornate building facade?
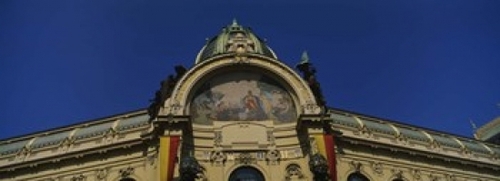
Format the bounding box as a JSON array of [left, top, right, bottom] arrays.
[[1, 21, 499, 181]]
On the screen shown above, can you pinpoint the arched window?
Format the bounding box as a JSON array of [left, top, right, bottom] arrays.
[[119, 178, 136, 181], [229, 166, 265, 181], [347, 172, 369, 181]]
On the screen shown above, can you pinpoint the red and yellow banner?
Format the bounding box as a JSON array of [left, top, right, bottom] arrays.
[[159, 136, 180, 181], [313, 134, 337, 181]]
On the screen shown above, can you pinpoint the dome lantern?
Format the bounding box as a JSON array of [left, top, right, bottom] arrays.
[[195, 20, 278, 64]]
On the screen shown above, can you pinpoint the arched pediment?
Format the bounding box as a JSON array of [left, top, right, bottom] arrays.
[[159, 54, 321, 123]]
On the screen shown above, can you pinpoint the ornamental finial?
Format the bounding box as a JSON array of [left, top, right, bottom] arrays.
[[299, 50, 310, 65], [232, 18, 238, 26]]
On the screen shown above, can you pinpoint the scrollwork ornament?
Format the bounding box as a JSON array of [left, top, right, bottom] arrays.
[[391, 168, 403, 179], [226, 31, 255, 55], [302, 101, 320, 114], [237, 152, 256, 165], [349, 161, 362, 172], [412, 169, 421, 181], [370, 162, 383, 175], [95, 169, 108, 180], [210, 151, 227, 166], [70, 174, 85, 181], [59, 138, 72, 152], [397, 135, 408, 145], [360, 126, 371, 138], [233, 55, 250, 63], [266, 149, 281, 164], [169, 100, 182, 115], [16, 148, 29, 161], [104, 130, 117, 143], [119, 166, 134, 178]]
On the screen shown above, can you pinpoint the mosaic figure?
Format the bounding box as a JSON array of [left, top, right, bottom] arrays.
[[191, 72, 296, 124]]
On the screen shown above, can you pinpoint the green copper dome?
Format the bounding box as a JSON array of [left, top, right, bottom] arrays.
[[195, 20, 278, 64]]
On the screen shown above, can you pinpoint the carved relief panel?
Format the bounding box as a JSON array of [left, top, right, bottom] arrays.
[[219, 123, 268, 150]]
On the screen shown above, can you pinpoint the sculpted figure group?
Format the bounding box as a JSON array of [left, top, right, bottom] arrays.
[[148, 65, 187, 120], [296, 51, 326, 108]]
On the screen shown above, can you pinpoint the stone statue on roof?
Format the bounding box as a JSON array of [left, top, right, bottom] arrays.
[[148, 65, 188, 120], [296, 51, 326, 108]]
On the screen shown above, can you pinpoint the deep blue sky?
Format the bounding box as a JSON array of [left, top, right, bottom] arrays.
[[1, 1, 499, 140]]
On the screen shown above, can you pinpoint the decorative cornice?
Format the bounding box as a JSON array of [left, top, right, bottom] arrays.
[[340, 136, 500, 171], [0, 137, 146, 172], [340, 157, 497, 181], [330, 108, 500, 167]]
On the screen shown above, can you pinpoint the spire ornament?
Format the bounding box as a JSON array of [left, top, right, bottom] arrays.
[[231, 18, 238, 26], [299, 51, 310, 65]]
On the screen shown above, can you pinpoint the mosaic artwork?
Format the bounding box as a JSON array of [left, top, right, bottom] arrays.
[[191, 72, 296, 125]]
